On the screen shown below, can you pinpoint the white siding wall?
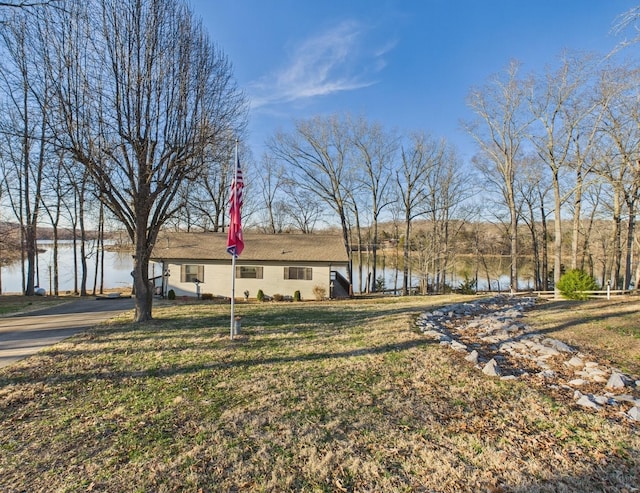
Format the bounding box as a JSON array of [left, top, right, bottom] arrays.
[[163, 261, 334, 300]]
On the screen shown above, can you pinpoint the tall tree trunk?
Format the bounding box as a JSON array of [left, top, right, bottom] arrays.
[[133, 214, 153, 322], [623, 200, 636, 290], [552, 170, 562, 298], [509, 194, 518, 294], [441, 219, 450, 293], [371, 222, 378, 293], [402, 212, 411, 296], [610, 192, 623, 288], [570, 169, 584, 270], [580, 190, 601, 273], [634, 234, 640, 292], [539, 191, 550, 291], [52, 227, 59, 296], [524, 200, 541, 290], [24, 224, 37, 295], [351, 200, 364, 294], [78, 180, 88, 296], [99, 204, 105, 294], [393, 224, 400, 294], [92, 241, 99, 296], [72, 191, 79, 295]]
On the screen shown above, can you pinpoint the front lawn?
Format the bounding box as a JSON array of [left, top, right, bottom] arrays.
[[1, 295, 638, 492]]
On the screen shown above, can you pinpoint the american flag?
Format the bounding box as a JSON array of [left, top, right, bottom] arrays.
[[226, 154, 244, 257]]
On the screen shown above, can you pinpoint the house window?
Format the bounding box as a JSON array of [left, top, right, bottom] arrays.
[[284, 267, 312, 280], [181, 264, 204, 283], [236, 266, 263, 279]]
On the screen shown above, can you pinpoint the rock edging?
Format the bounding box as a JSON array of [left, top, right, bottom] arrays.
[[416, 295, 640, 422]]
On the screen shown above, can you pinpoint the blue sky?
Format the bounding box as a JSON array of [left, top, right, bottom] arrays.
[[190, 0, 637, 163]]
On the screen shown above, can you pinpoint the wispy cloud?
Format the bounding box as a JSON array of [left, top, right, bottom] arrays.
[[249, 21, 393, 109]]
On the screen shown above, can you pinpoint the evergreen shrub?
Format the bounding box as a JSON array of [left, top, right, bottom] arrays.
[[557, 269, 598, 300]]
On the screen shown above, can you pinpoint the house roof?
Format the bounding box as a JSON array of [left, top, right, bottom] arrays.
[[150, 232, 349, 264]]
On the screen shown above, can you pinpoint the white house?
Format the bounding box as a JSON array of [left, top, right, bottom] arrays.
[[150, 232, 351, 300]]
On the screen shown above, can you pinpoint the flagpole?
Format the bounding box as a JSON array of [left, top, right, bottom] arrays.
[[230, 141, 239, 340], [230, 252, 236, 340]]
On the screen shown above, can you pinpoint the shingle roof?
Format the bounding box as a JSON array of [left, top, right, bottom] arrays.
[[150, 232, 349, 263]]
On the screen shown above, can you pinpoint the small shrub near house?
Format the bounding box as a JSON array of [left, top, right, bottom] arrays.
[[312, 285, 326, 301], [257, 289, 265, 302], [456, 275, 477, 295], [201, 293, 214, 301], [167, 289, 176, 300], [272, 293, 284, 302], [293, 290, 301, 302], [557, 269, 598, 300]]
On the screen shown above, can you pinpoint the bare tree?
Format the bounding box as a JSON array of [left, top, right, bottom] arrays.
[[49, 0, 247, 320], [0, 1, 59, 6], [256, 153, 286, 233], [395, 132, 443, 295], [515, 154, 552, 291], [0, 0, 63, 28], [527, 54, 600, 295], [39, 152, 71, 295], [280, 182, 322, 234], [611, 6, 640, 53], [422, 144, 473, 293], [0, 10, 52, 295], [344, 185, 367, 294], [172, 137, 238, 232], [349, 116, 397, 292], [594, 64, 640, 289], [269, 114, 355, 285], [578, 180, 607, 278], [464, 60, 531, 293]]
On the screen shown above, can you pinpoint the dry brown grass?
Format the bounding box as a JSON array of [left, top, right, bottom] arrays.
[[0, 295, 70, 316], [0, 295, 638, 492], [524, 296, 640, 376]]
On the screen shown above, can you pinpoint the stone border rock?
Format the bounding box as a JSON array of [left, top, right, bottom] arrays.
[[416, 295, 640, 422]]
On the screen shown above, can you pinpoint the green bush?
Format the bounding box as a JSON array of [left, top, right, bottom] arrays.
[[167, 289, 176, 300], [257, 289, 265, 302], [456, 275, 477, 295], [293, 290, 301, 302], [557, 269, 598, 300]]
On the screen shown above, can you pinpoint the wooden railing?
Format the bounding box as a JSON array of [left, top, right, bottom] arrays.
[[512, 289, 635, 299]]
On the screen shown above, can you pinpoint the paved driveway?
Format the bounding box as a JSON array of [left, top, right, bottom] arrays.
[[0, 297, 135, 369]]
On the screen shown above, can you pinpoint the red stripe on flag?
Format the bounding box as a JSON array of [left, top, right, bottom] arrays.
[[226, 155, 244, 257]]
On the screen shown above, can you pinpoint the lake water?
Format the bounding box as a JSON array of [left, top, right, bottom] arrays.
[[1, 241, 516, 295], [1, 242, 134, 294], [347, 262, 514, 294]]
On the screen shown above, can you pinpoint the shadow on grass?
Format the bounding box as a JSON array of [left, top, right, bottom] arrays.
[[508, 465, 639, 492], [65, 303, 425, 344], [0, 323, 434, 388], [521, 298, 640, 341]]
